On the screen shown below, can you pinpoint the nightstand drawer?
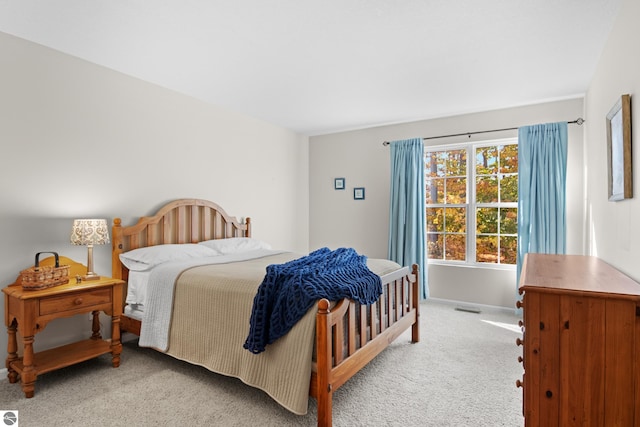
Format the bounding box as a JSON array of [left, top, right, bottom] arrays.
[[39, 288, 112, 316]]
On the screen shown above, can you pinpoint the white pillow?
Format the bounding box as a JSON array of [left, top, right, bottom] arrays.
[[119, 243, 217, 271], [198, 237, 271, 255]]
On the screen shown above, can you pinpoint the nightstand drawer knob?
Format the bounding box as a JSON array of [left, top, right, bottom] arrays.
[[74, 297, 83, 305]]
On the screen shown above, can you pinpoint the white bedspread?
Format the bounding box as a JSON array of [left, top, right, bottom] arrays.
[[139, 249, 284, 351]]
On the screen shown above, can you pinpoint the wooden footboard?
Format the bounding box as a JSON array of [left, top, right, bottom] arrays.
[[312, 264, 420, 427]]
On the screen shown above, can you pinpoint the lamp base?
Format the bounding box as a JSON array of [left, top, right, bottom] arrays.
[[82, 273, 101, 281], [83, 244, 100, 281]]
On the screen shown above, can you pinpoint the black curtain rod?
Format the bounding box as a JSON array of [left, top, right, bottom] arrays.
[[382, 117, 585, 146]]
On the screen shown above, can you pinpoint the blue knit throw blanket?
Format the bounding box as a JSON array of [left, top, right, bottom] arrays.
[[243, 247, 382, 354]]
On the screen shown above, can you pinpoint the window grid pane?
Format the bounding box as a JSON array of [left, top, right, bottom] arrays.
[[445, 234, 466, 261]]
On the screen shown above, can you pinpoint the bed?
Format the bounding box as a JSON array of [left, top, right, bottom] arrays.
[[111, 198, 420, 427]]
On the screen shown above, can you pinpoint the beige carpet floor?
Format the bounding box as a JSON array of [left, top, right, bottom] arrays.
[[0, 299, 524, 426]]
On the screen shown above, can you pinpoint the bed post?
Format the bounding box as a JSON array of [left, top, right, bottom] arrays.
[[411, 263, 420, 343], [315, 298, 332, 427], [245, 217, 252, 238], [111, 218, 124, 280]]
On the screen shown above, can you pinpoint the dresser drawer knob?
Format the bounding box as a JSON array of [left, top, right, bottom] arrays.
[[516, 338, 524, 346], [74, 297, 83, 305], [516, 379, 524, 388], [516, 300, 523, 309]]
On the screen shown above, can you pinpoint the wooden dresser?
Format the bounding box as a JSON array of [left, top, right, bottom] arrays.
[[517, 253, 640, 427]]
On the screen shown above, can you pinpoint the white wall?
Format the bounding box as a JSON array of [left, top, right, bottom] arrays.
[[0, 32, 309, 354], [310, 98, 585, 309], [584, 0, 640, 280]]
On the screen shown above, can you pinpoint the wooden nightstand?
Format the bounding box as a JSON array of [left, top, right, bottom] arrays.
[[3, 257, 124, 398]]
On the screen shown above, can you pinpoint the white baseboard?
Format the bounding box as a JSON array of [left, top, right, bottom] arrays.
[[427, 297, 518, 315], [0, 368, 7, 379]]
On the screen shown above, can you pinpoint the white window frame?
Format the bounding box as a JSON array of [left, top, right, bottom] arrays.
[[425, 137, 518, 270]]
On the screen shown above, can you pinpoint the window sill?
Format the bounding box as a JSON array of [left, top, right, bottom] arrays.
[[426, 260, 516, 271]]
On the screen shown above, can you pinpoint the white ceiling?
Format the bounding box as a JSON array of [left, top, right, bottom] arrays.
[[0, 0, 622, 136]]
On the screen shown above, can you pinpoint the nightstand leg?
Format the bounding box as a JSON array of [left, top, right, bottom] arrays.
[[110, 314, 122, 368], [6, 319, 18, 384], [91, 310, 101, 340], [21, 335, 36, 398]]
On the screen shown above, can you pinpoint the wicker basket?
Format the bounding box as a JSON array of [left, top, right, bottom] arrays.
[[18, 252, 70, 290]]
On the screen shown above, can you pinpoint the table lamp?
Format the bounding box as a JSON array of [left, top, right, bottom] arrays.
[[70, 219, 110, 281]]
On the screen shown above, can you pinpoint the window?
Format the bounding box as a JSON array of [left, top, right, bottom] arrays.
[[425, 139, 518, 266]]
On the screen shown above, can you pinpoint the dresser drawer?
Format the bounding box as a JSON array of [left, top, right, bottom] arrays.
[[39, 288, 112, 316]]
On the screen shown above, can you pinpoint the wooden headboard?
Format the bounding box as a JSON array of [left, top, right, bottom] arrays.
[[111, 198, 251, 281]]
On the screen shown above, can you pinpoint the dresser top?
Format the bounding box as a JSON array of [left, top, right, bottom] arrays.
[[520, 253, 640, 298]]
